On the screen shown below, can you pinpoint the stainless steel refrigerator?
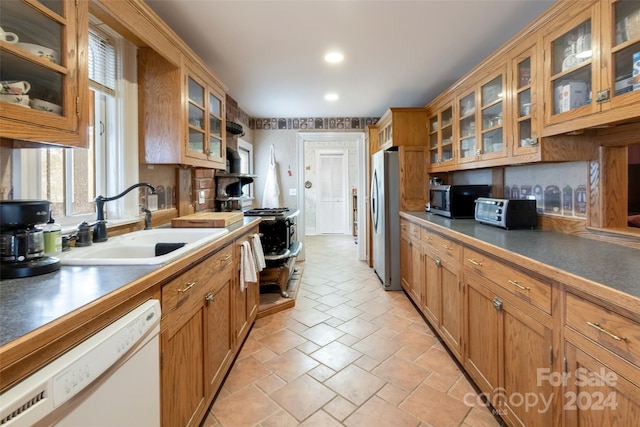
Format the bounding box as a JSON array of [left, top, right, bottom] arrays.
[[370, 150, 401, 291]]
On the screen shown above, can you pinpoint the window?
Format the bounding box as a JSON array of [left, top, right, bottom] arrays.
[[13, 20, 139, 228], [238, 138, 254, 207]]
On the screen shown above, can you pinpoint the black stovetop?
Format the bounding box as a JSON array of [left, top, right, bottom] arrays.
[[243, 208, 299, 218]]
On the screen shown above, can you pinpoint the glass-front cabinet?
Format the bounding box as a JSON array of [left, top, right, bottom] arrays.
[[428, 104, 454, 169], [479, 72, 505, 159], [457, 91, 477, 164], [0, 0, 88, 147], [511, 41, 540, 158], [185, 69, 225, 169], [543, 0, 640, 132]]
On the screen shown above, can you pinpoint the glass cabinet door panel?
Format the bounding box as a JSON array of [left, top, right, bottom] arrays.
[[518, 89, 532, 118], [429, 116, 438, 149], [518, 121, 533, 148], [188, 104, 204, 130], [481, 75, 503, 107], [552, 19, 592, 75], [518, 57, 532, 89], [481, 102, 503, 131], [188, 77, 204, 106], [482, 128, 503, 154], [209, 137, 221, 159], [441, 107, 452, 127], [614, 0, 640, 45], [612, 42, 640, 97], [552, 67, 591, 114], [460, 92, 475, 117], [209, 93, 221, 116], [429, 149, 439, 164], [441, 144, 453, 162], [188, 129, 205, 154], [209, 115, 221, 139], [460, 137, 476, 159], [39, 0, 64, 16]]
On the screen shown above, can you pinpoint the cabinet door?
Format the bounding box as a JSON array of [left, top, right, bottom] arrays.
[[409, 240, 423, 304], [0, 0, 88, 147], [511, 41, 541, 159], [602, 0, 640, 110], [501, 297, 554, 426], [399, 146, 428, 212], [564, 343, 640, 427], [479, 66, 507, 161], [161, 302, 206, 427], [543, 4, 599, 126], [439, 257, 462, 360], [423, 250, 441, 328], [400, 233, 413, 295], [428, 105, 454, 168], [464, 273, 500, 393], [457, 90, 478, 165], [204, 279, 232, 395], [186, 73, 209, 162], [207, 89, 225, 168]]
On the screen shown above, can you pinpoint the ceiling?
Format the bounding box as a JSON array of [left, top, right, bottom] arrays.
[[146, 0, 555, 119]]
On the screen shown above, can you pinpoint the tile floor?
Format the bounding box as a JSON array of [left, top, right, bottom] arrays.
[[202, 235, 501, 427]]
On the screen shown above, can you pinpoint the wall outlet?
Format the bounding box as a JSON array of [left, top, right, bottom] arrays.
[[289, 188, 297, 196], [147, 194, 158, 211], [198, 190, 205, 204]]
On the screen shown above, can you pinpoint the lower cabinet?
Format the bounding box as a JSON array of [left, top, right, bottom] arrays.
[[464, 271, 555, 426], [400, 219, 423, 304], [233, 230, 259, 349]]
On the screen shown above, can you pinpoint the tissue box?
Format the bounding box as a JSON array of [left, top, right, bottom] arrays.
[[557, 81, 588, 113], [633, 51, 640, 91]]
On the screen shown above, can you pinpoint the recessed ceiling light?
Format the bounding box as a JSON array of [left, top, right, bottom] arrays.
[[325, 93, 339, 101], [324, 52, 344, 63]]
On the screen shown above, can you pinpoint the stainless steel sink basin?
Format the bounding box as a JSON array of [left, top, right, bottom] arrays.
[[58, 228, 229, 265]]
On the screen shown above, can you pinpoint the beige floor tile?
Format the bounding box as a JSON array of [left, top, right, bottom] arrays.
[[447, 375, 478, 401], [310, 341, 363, 371], [200, 411, 221, 427], [353, 354, 381, 371], [270, 375, 336, 421], [344, 396, 420, 427], [414, 347, 461, 376], [336, 333, 360, 346], [372, 355, 430, 392], [255, 373, 287, 395], [260, 409, 299, 427], [462, 406, 501, 427], [424, 370, 463, 393], [299, 322, 345, 346], [400, 383, 471, 427], [299, 410, 344, 426], [376, 382, 410, 406], [263, 348, 319, 382], [395, 345, 429, 363], [308, 364, 336, 382], [323, 396, 357, 421], [324, 304, 364, 321], [324, 364, 387, 405], [337, 317, 380, 338], [211, 384, 279, 427], [251, 346, 278, 363], [221, 356, 271, 394], [258, 328, 308, 354], [352, 333, 403, 362], [392, 328, 439, 352], [289, 307, 332, 327], [296, 340, 321, 354]]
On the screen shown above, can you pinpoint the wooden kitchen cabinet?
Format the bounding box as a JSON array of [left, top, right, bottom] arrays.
[[0, 0, 88, 147], [422, 229, 463, 360], [463, 249, 556, 427], [427, 103, 455, 170], [160, 244, 234, 427], [375, 107, 428, 152], [400, 219, 423, 305], [138, 49, 226, 169], [563, 290, 640, 426], [542, 0, 640, 135], [398, 145, 428, 211], [233, 228, 259, 349]]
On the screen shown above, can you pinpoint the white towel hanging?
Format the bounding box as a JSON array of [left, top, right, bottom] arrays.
[[262, 144, 281, 208], [240, 241, 257, 291], [252, 233, 266, 271]]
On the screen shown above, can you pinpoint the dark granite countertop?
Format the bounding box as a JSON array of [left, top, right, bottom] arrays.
[[402, 212, 640, 301], [0, 217, 260, 348]]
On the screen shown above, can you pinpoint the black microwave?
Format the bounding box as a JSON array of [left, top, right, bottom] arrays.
[[428, 184, 491, 218]]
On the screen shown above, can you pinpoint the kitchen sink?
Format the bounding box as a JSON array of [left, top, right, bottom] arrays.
[[57, 228, 229, 265]]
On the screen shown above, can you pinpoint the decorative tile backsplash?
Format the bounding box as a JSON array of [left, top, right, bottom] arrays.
[[504, 162, 588, 217], [249, 117, 379, 130]]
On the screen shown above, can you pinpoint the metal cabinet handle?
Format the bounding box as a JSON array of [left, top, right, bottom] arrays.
[[435, 258, 441, 267], [467, 258, 482, 266], [508, 279, 530, 291], [442, 244, 451, 251], [222, 254, 232, 261], [586, 321, 627, 341], [177, 282, 196, 293], [205, 292, 215, 304], [493, 298, 503, 311]]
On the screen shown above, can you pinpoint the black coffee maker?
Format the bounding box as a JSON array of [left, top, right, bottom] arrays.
[[0, 200, 61, 279]]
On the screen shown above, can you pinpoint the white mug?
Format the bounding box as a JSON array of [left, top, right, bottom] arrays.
[[0, 26, 19, 44], [0, 80, 31, 95]]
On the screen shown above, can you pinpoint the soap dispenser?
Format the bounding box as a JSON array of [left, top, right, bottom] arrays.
[[43, 211, 62, 256]]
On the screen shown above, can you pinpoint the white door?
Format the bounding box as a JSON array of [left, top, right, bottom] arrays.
[[316, 150, 348, 234]]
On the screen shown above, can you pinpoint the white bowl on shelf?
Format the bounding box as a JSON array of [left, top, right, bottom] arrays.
[[30, 98, 62, 114], [0, 94, 30, 107], [15, 42, 59, 64]]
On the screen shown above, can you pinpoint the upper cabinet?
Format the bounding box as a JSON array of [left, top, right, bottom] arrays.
[[542, 0, 640, 135], [375, 108, 428, 152], [0, 0, 88, 147], [138, 49, 226, 169], [428, 103, 454, 170]]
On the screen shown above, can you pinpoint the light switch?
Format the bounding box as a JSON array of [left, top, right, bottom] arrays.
[[199, 190, 205, 204]]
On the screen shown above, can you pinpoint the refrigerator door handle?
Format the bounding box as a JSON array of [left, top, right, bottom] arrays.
[[371, 170, 379, 231]]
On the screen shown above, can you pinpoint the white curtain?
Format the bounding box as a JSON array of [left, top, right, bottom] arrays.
[[262, 144, 281, 208]]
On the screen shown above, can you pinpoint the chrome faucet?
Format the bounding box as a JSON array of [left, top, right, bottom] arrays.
[[93, 183, 156, 242], [141, 206, 152, 230]]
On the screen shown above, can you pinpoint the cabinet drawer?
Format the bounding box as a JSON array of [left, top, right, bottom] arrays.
[[162, 244, 233, 315], [400, 220, 421, 240], [424, 231, 461, 263], [464, 247, 551, 314], [565, 292, 640, 368]]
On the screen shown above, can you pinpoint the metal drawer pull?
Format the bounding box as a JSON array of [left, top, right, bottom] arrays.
[[435, 258, 441, 267], [493, 298, 503, 311], [222, 254, 232, 261], [586, 322, 627, 341], [467, 258, 482, 266], [205, 292, 215, 303], [177, 282, 196, 293], [442, 244, 452, 251], [508, 280, 530, 291]]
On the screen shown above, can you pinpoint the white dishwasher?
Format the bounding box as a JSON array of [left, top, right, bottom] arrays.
[[0, 299, 161, 427]]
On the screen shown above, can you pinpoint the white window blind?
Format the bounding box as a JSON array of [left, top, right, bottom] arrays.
[[88, 28, 116, 94]]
